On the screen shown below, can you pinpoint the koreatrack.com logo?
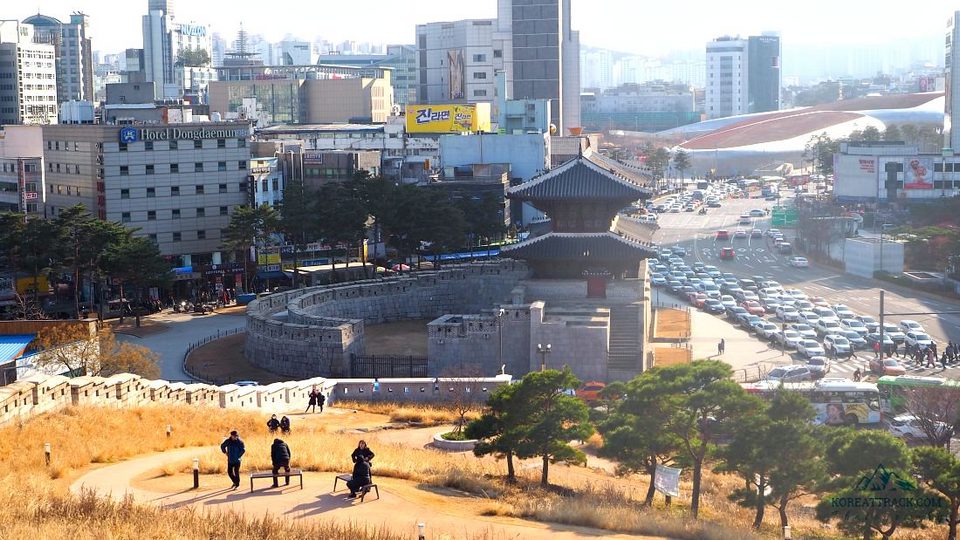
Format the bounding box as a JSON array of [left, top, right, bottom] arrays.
[[830, 464, 942, 509]]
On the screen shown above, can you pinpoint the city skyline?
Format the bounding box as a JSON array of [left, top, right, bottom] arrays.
[[11, 0, 956, 59]]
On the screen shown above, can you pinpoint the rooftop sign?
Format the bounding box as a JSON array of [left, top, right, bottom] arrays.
[[119, 126, 249, 143]]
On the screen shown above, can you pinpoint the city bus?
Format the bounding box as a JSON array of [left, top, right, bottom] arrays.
[[876, 375, 960, 414], [741, 378, 881, 425]]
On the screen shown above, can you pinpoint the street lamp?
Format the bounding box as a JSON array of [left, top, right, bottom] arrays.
[[497, 308, 505, 374], [537, 343, 551, 372]]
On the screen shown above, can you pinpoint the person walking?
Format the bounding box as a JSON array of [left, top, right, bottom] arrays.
[[351, 440, 375, 465], [941, 350, 949, 370], [280, 415, 291, 435], [270, 438, 291, 488], [345, 456, 372, 500], [873, 341, 881, 359], [266, 414, 280, 433], [927, 348, 937, 369], [220, 430, 245, 490], [853, 368, 862, 382], [718, 339, 725, 356], [318, 391, 326, 413], [305, 386, 318, 414]]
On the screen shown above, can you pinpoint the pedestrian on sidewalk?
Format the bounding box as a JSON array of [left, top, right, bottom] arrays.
[[270, 438, 291, 488], [220, 430, 245, 490], [941, 351, 949, 370], [718, 338, 725, 355]]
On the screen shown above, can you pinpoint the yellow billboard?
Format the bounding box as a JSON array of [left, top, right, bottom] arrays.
[[405, 103, 491, 134]]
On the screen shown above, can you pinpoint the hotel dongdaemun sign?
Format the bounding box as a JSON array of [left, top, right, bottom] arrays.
[[119, 126, 250, 143]]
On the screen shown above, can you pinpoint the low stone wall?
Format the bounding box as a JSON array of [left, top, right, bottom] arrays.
[[0, 373, 513, 428], [245, 262, 528, 378]]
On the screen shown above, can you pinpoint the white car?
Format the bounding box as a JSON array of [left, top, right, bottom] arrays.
[[904, 331, 934, 349], [776, 329, 804, 349], [816, 319, 843, 337], [755, 322, 781, 340], [899, 320, 925, 334], [749, 209, 766, 217], [858, 315, 881, 333], [882, 323, 907, 343], [797, 339, 826, 359], [776, 305, 801, 322], [823, 334, 852, 356], [799, 311, 821, 325], [813, 306, 840, 323], [789, 323, 818, 340], [832, 304, 856, 319], [840, 318, 870, 336], [788, 256, 809, 268], [650, 273, 667, 286], [888, 414, 952, 443], [784, 288, 808, 300], [719, 295, 738, 310], [793, 300, 815, 312]]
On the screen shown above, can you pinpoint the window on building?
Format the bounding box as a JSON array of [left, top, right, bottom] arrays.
[[218, 183, 227, 193], [56, 163, 61, 172], [121, 212, 130, 222], [74, 164, 80, 174], [169, 140, 178, 150], [238, 161, 247, 170], [146, 187, 155, 198], [194, 162, 203, 172], [55, 141, 59, 150], [261, 179, 268, 192], [473, 54, 486, 62], [220, 206, 228, 216], [196, 230, 206, 240], [473, 89, 487, 97], [120, 188, 129, 199], [119, 142, 127, 152], [145, 164, 154, 175], [195, 184, 204, 194], [218, 161, 226, 172], [46, 141, 51, 150], [196, 207, 205, 217], [172, 232, 181, 242], [170, 163, 179, 173], [147, 210, 156, 221], [145, 141, 153, 151], [239, 181, 248, 192], [272, 178, 280, 191], [148, 233, 157, 243], [238, 138, 246, 147], [172, 208, 180, 218], [194, 139, 203, 149], [170, 186, 180, 196], [217, 139, 226, 149], [473, 72, 487, 79]]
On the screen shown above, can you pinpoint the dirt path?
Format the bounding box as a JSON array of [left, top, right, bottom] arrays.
[[69, 445, 657, 540]]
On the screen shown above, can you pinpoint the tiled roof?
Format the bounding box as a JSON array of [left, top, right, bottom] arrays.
[[500, 232, 657, 261], [508, 150, 653, 201], [0, 334, 35, 365]]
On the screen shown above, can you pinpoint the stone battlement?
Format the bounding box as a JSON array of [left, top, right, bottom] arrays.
[[245, 262, 528, 378], [0, 372, 513, 427]]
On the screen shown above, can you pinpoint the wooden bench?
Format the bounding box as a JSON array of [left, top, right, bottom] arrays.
[[249, 469, 304, 493], [333, 473, 379, 502]]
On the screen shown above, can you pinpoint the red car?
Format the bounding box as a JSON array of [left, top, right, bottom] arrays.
[[741, 300, 765, 315], [716, 230, 730, 240], [719, 247, 736, 260]]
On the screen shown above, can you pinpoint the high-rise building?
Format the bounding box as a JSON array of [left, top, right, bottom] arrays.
[[0, 21, 58, 125], [277, 39, 312, 65], [945, 11, 960, 151], [23, 13, 94, 104], [496, 0, 580, 132], [415, 20, 496, 104], [581, 49, 613, 90], [141, 0, 212, 99], [706, 34, 781, 120]]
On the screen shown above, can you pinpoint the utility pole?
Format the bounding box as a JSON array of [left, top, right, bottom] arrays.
[[878, 290, 885, 358]]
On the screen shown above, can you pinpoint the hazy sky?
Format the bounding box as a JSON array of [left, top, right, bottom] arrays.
[[10, 0, 958, 56]]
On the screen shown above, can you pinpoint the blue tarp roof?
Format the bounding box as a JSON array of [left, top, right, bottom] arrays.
[[0, 334, 35, 364]]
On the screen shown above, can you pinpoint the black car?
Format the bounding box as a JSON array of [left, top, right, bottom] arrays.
[[703, 299, 725, 314], [671, 246, 687, 257]]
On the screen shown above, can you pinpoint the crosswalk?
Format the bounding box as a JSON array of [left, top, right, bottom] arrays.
[[807, 353, 960, 378]]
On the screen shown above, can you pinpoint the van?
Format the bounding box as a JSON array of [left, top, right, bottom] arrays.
[[777, 242, 792, 254]]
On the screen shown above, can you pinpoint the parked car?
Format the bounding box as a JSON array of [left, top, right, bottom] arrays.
[[816, 319, 843, 337], [797, 339, 826, 359], [832, 304, 857, 319], [799, 311, 821, 325], [576, 381, 607, 402], [703, 299, 726, 314], [765, 365, 813, 383], [719, 247, 736, 260], [740, 314, 763, 330], [805, 356, 831, 378], [881, 323, 907, 343], [813, 307, 840, 323], [719, 295, 738, 310], [858, 315, 881, 333], [774, 305, 801, 322], [755, 321, 781, 340], [726, 305, 749, 321], [788, 323, 819, 340], [887, 414, 951, 443], [840, 318, 870, 336], [788, 256, 809, 268], [775, 329, 804, 349], [842, 330, 868, 350], [738, 278, 758, 291], [741, 300, 766, 315], [823, 334, 852, 356], [869, 357, 906, 376], [671, 246, 687, 257], [899, 319, 925, 334], [904, 331, 934, 349]]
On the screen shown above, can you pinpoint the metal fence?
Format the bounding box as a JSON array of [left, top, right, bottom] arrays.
[[350, 354, 428, 378], [181, 327, 245, 384]]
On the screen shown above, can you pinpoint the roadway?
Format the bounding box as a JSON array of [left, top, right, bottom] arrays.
[[650, 190, 960, 378]]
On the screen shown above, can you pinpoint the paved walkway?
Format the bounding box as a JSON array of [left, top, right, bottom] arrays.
[[688, 309, 790, 380], [115, 309, 247, 381], [70, 441, 654, 540]]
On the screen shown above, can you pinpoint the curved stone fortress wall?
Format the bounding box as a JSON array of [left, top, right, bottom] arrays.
[[245, 262, 528, 378]]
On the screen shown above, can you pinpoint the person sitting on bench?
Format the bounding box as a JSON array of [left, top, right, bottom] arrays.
[[345, 457, 372, 499]]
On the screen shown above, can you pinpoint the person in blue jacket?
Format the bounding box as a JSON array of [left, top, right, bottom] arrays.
[[220, 430, 246, 489]]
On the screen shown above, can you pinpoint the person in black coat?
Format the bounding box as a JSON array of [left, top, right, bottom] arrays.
[[270, 438, 292, 487], [306, 386, 319, 413], [318, 392, 326, 413], [351, 440, 374, 464], [345, 458, 371, 499], [280, 415, 291, 434], [266, 414, 280, 433]]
